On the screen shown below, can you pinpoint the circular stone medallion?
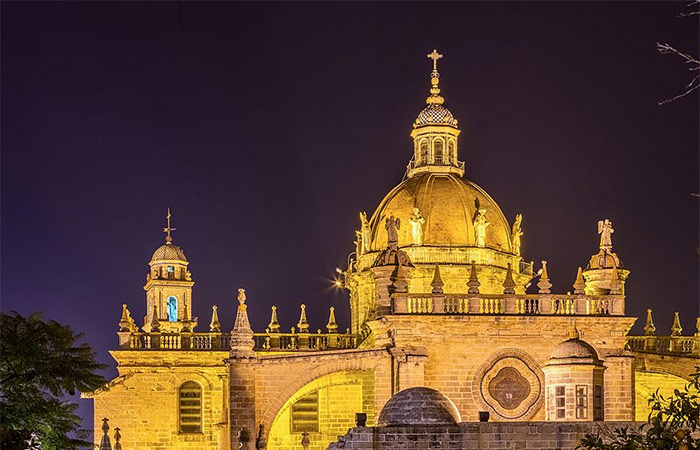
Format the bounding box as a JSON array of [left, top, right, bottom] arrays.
[[474, 352, 543, 420]]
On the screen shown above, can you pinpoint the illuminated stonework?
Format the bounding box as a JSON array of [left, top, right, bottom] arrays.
[[86, 50, 699, 450]]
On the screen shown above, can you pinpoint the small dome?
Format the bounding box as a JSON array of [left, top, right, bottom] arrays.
[[550, 338, 599, 361], [377, 387, 460, 426], [586, 251, 624, 270], [150, 242, 188, 263], [415, 104, 458, 127]]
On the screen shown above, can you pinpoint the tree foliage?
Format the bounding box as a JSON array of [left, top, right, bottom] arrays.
[[578, 367, 700, 450], [0, 311, 106, 450]]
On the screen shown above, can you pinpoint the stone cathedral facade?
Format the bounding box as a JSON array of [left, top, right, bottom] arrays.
[[86, 51, 699, 450]]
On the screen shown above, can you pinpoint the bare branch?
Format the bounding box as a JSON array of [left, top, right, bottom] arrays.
[[657, 42, 700, 104]]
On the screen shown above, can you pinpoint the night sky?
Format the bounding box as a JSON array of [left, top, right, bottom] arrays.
[[2, 1, 698, 431]]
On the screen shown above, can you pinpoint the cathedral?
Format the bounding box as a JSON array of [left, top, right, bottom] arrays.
[[86, 50, 699, 450]]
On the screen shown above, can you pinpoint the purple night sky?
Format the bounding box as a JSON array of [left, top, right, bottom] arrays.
[[2, 2, 698, 431]]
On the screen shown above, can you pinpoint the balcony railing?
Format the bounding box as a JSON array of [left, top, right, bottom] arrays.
[[120, 331, 358, 352], [394, 293, 624, 316], [625, 335, 699, 356]]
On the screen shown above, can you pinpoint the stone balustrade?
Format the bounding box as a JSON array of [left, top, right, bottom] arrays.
[[394, 293, 624, 316], [118, 331, 357, 352], [625, 335, 699, 356]]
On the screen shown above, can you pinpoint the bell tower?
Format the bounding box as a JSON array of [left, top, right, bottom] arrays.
[[142, 209, 197, 332], [408, 49, 464, 178]]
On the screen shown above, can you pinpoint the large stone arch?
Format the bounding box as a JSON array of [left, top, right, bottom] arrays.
[[259, 350, 388, 431]]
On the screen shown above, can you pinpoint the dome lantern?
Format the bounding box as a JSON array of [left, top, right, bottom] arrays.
[[408, 49, 464, 178]]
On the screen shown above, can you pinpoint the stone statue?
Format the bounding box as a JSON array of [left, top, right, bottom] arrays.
[[354, 230, 363, 257], [359, 212, 371, 253], [408, 207, 425, 245], [385, 215, 400, 246], [598, 219, 614, 252], [237, 288, 246, 304], [473, 209, 490, 247], [511, 214, 523, 256]]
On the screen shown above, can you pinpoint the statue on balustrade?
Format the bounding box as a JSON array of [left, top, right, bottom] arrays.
[[511, 213, 523, 256], [409, 207, 425, 245], [473, 208, 490, 247], [359, 212, 371, 253], [385, 215, 400, 247], [598, 219, 614, 252]]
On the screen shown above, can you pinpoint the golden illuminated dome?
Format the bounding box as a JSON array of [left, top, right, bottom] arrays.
[[150, 242, 188, 263], [368, 173, 512, 252]]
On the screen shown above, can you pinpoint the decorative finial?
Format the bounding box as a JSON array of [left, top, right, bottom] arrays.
[[113, 427, 122, 450], [644, 309, 656, 336], [301, 431, 310, 450], [181, 303, 191, 332], [568, 322, 580, 340], [572, 267, 585, 294], [268, 306, 280, 333], [671, 311, 683, 336], [502, 263, 516, 295], [210, 305, 221, 332], [425, 49, 445, 105], [163, 207, 176, 244], [230, 288, 254, 356], [326, 307, 338, 333], [467, 261, 481, 294], [255, 423, 267, 450], [537, 260, 552, 294], [238, 288, 246, 305], [297, 304, 310, 333], [119, 304, 131, 332], [99, 418, 112, 450], [431, 264, 444, 294], [150, 304, 161, 332]]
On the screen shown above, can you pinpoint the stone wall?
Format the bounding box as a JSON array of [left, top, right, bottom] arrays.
[[328, 422, 640, 450]]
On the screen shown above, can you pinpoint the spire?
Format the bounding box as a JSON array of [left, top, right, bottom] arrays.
[[268, 306, 280, 333], [425, 49, 444, 105], [671, 311, 683, 336], [163, 207, 176, 244], [326, 307, 338, 333], [572, 267, 585, 294], [181, 303, 191, 332], [502, 263, 516, 295], [297, 304, 310, 333], [537, 260, 552, 294], [150, 304, 161, 332], [431, 264, 444, 294], [467, 261, 480, 294], [230, 288, 254, 356], [568, 322, 580, 340], [99, 418, 112, 450], [119, 304, 131, 332], [210, 305, 221, 332], [644, 309, 656, 336]]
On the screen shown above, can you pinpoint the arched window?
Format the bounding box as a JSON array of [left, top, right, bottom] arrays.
[[434, 139, 444, 164], [447, 141, 455, 163], [420, 140, 429, 163], [167, 296, 178, 322], [179, 381, 202, 433]]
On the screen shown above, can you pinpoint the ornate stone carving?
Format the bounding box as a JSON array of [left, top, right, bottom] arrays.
[[487, 367, 531, 410]]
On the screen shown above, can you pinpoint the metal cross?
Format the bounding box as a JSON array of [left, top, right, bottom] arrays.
[[163, 207, 176, 239], [426, 49, 443, 72]]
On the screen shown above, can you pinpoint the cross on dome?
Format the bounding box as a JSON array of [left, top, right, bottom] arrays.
[[426, 49, 443, 76], [163, 207, 176, 244]]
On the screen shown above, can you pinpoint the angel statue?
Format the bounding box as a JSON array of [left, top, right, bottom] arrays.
[[385, 215, 400, 246], [511, 214, 523, 256], [473, 209, 490, 247], [598, 219, 614, 252], [408, 207, 426, 245], [359, 212, 371, 253]]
